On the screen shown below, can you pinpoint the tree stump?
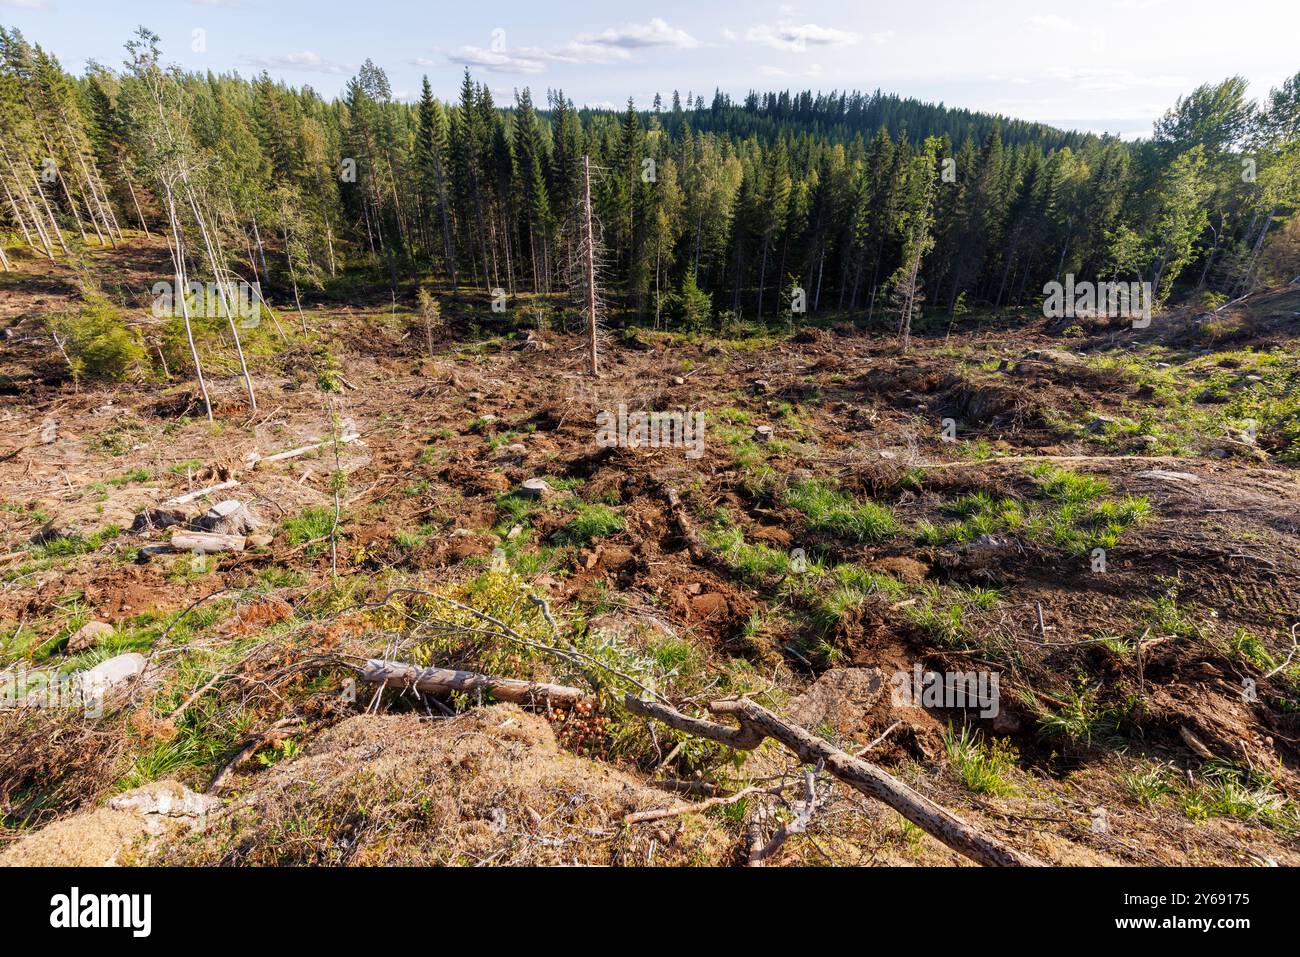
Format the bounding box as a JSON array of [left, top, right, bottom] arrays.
[[195, 500, 262, 536]]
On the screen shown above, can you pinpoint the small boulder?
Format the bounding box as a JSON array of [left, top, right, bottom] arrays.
[[0, 780, 218, 866], [75, 652, 146, 699], [689, 592, 729, 620], [67, 620, 114, 654], [108, 780, 221, 820], [517, 478, 552, 500], [787, 668, 886, 739]]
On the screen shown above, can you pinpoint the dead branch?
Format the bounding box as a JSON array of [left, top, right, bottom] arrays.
[[656, 481, 707, 563], [360, 658, 591, 708], [624, 785, 761, 824], [626, 694, 1043, 867], [749, 766, 820, 865], [248, 432, 361, 468], [165, 479, 240, 506], [1261, 624, 1299, 682], [207, 717, 299, 793]]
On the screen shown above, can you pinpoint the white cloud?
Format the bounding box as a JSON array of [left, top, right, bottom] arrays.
[[576, 18, 701, 51], [544, 42, 630, 66], [444, 45, 547, 74], [870, 31, 895, 45], [746, 22, 858, 52], [242, 51, 354, 75], [0, 0, 53, 9]]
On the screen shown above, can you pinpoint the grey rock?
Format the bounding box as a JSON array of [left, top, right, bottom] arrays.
[[67, 620, 114, 654], [75, 652, 146, 698]]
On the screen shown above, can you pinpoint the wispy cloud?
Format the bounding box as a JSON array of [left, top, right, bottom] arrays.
[[442, 46, 548, 74], [746, 22, 858, 52], [242, 51, 355, 75], [433, 19, 701, 74]]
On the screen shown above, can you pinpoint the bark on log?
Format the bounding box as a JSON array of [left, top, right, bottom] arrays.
[[170, 531, 246, 553], [361, 658, 590, 708], [655, 481, 707, 563], [625, 694, 1042, 867]]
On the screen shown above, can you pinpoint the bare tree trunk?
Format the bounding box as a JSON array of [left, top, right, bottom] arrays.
[[185, 188, 257, 412], [28, 159, 71, 256], [0, 169, 37, 252], [122, 163, 150, 236], [164, 185, 213, 421], [325, 219, 337, 278], [583, 155, 599, 377], [284, 223, 307, 335], [1, 148, 54, 258]]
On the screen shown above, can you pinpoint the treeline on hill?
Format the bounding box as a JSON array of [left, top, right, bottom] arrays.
[[1, 24, 1299, 358]]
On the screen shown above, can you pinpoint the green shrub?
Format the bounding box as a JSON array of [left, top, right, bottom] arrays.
[[48, 295, 147, 381]]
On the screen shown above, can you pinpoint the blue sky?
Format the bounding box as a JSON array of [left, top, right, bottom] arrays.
[[3, 0, 1296, 138]]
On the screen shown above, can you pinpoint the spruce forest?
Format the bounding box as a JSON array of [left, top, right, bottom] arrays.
[[1, 11, 1300, 887]]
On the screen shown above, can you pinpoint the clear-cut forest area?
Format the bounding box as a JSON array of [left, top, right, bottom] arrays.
[[1, 19, 1298, 870]]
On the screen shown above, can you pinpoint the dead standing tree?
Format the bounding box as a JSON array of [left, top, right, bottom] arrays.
[[578, 154, 611, 377]]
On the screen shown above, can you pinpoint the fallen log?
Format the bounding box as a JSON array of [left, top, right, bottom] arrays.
[[360, 658, 590, 708], [655, 481, 707, 563], [170, 531, 246, 553], [625, 694, 1043, 867], [165, 479, 240, 506]]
